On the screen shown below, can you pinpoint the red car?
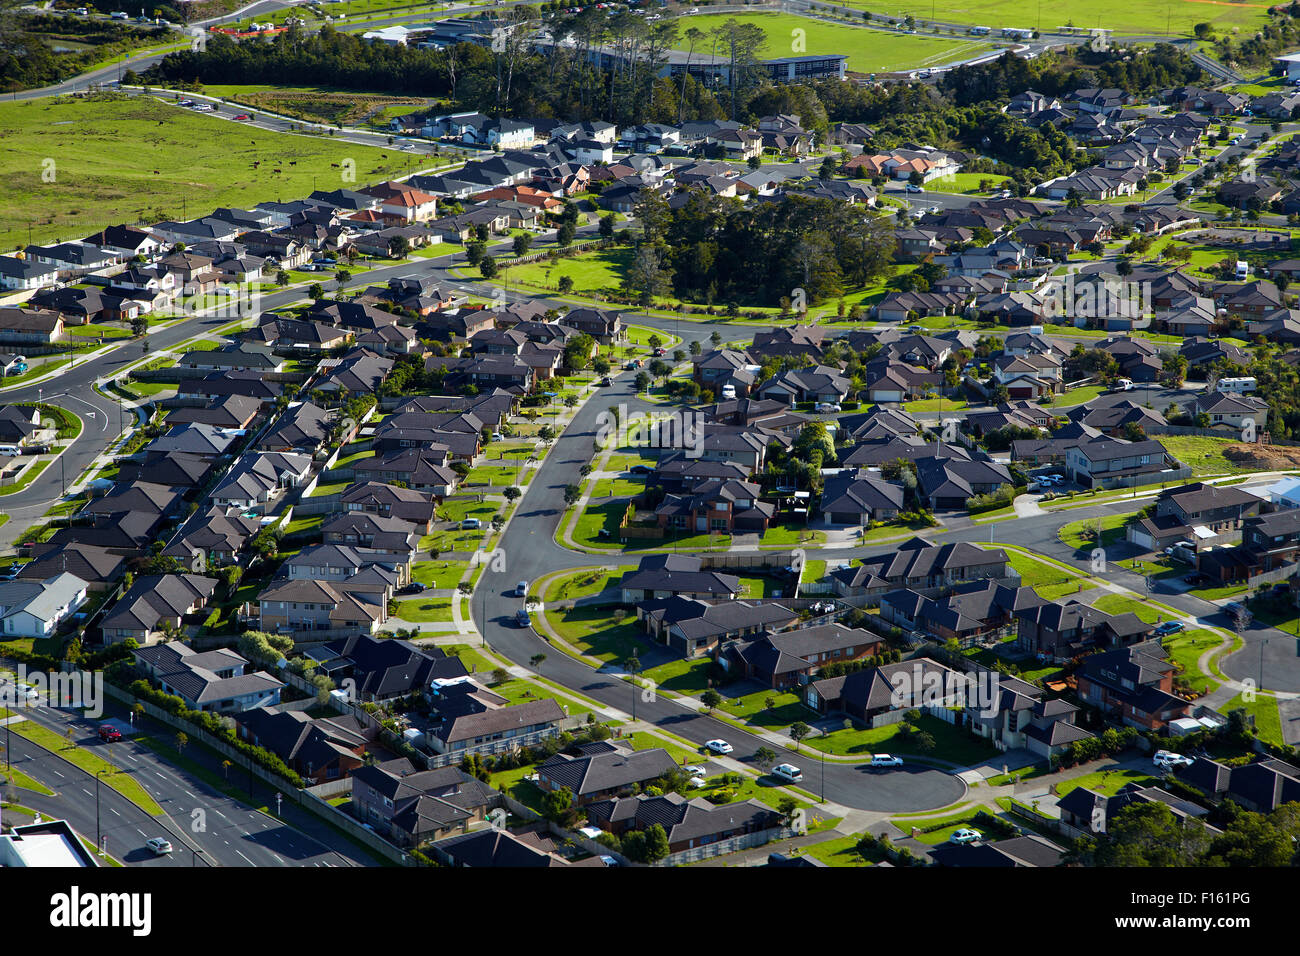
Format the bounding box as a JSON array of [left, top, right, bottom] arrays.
[[233, 114, 250, 121], [98, 724, 122, 742]]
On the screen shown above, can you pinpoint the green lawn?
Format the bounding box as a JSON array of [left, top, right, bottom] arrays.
[[1058, 514, 1128, 552], [1223, 691, 1285, 748], [409, 560, 466, 590], [670, 13, 995, 73], [834, 0, 1267, 35], [996, 547, 1090, 601], [0, 765, 55, 796], [543, 604, 644, 664], [1055, 768, 1161, 798], [505, 246, 631, 298], [0, 93, 418, 250], [544, 567, 621, 603], [1158, 435, 1252, 476], [8, 721, 164, 815], [926, 172, 1012, 195], [803, 834, 877, 866], [392, 596, 453, 623], [639, 656, 714, 696], [0, 459, 52, 497], [1163, 628, 1223, 695]]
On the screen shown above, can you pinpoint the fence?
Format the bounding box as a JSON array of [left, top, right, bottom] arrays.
[[655, 826, 794, 866]]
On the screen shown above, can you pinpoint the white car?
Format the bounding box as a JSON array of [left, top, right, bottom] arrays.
[[146, 837, 173, 855], [681, 764, 707, 777], [1153, 750, 1193, 768], [704, 739, 733, 755], [869, 753, 903, 768], [949, 828, 982, 845], [772, 763, 803, 783], [814, 403, 841, 413]]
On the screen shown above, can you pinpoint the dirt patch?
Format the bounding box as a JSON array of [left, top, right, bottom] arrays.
[[1223, 442, 1300, 470]]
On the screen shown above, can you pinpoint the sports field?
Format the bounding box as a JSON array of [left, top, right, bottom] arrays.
[[822, 0, 1269, 37], [672, 13, 996, 73], [0, 92, 421, 250]]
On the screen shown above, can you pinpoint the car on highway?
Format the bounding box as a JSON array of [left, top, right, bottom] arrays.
[[949, 828, 982, 845], [1154, 621, 1184, 636], [869, 753, 903, 768], [146, 837, 173, 855], [98, 724, 123, 742], [704, 739, 733, 755], [772, 763, 803, 783]]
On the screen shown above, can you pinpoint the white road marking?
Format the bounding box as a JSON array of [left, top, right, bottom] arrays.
[[236, 850, 255, 865]]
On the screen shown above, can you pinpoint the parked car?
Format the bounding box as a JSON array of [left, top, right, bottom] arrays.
[[949, 828, 982, 845], [1154, 621, 1184, 636], [1183, 572, 1206, 585], [905, 183, 924, 193], [98, 724, 122, 742], [1153, 750, 1193, 769], [772, 763, 803, 783], [681, 764, 707, 777], [869, 753, 903, 768], [460, 518, 481, 530], [627, 464, 653, 475], [1224, 601, 1247, 617], [145, 837, 173, 855], [705, 739, 733, 755], [400, 582, 426, 595], [814, 402, 841, 413]]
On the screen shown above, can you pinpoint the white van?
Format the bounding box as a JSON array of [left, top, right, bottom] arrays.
[[1216, 376, 1256, 394], [0, 445, 21, 457], [772, 763, 803, 783]]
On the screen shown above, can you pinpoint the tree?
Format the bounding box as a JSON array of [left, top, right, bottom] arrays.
[[700, 689, 722, 713], [479, 254, 498, 279], [221, 759, 232, 780], [754, 746, 777, 770], [308, 282, 324, 301], [387, 235, 410, 258], [557, 221, 576, 247], [557, 275, 574, 295], [789, 721, 811, 750], [334, 268, 351, 286], [512, 232, 532, 257], [275, 269, 289, 287], [175, 732, 189, 755], [530, 653, 546, 669], [643, 823, 670, 862], [563, 483, 581, 507], [599, 213, 616, 238], [503, 485, 521, 503]]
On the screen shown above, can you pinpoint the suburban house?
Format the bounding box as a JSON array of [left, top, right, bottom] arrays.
[[0, 573, 87, 639], [133, 642, 284, 713], [99, 573, 218, 645]]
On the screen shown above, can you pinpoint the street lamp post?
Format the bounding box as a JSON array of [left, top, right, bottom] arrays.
[[95, 768, 110, 848]]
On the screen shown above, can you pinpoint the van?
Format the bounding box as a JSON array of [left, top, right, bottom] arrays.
[[772, 763, 803, 783], [1116, 378, 1134, 391], [460, 518, 481, 530], [0, 445, 21, 456]]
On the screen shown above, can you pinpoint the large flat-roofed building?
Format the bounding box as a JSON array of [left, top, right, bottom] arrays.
[[0, 820, 99, 867]]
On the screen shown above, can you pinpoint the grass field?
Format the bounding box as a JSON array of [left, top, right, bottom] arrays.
[[830, 0, 1268, 37], [0, 93, 420, 250], [1157, 435, 1251, 476], [671, 13, 996, 73], [201, 84, 432, 128]]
